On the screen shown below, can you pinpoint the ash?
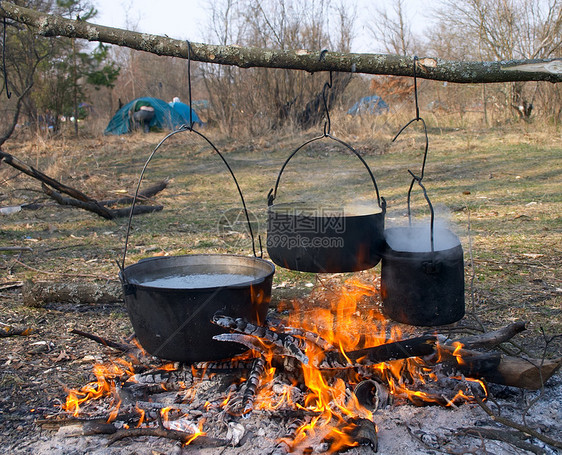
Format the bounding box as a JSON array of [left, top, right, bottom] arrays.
[[18, 359, 562, 455]]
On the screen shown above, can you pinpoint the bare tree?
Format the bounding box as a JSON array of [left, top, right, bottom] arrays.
[[198, 0, 356, 135], [432, 0, 562, 121], [367, 0, 417, 56]]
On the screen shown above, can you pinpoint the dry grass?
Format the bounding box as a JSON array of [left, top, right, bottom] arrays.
[[1, 120, 560, 355]]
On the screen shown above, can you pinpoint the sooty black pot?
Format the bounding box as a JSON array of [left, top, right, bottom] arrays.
[[381, 227, 465, 326]]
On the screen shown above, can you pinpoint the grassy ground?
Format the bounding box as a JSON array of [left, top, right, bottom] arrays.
[[1, 121, 560, 354]]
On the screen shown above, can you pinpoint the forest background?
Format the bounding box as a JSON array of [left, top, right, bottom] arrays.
[[1, 0, 561, 141]]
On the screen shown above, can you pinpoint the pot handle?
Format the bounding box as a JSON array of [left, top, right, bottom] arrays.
[[406, 173, 436, 255], [119, 126, 261, 277], [267, 134, 384, 209]]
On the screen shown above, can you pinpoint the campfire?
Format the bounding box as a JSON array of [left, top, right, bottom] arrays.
[[44, 274, 560, 454]]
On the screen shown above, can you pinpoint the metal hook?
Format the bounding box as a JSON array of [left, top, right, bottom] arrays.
[[120, 125, 262, 269], [186, 40, 193, 129], [392, 56, 429, 182], [413, 55, 420, 120], [322, 71, 333, 136]]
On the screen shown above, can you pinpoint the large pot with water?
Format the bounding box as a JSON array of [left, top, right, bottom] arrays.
[[119, 128, 275, 362], [120, 254, 274, 362]]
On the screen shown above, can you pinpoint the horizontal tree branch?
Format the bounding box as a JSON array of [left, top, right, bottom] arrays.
[[1, 1, 561, 83]]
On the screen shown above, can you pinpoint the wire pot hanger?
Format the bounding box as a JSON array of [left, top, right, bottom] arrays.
[[119, 41, 261, 275], [393, 56, 436, 253], [268, 55, 383, 210]]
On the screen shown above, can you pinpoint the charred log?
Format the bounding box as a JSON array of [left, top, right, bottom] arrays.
[[212, 315, 309, 364], [107, 427, 227, 447], [436, 346, 562, 390], [241, 355, 266, 415], [267, 320, 334, 351], [345, 417, 378, 452], [270, 419, 306, 455], [213, 333, 309, 365], [321, 335, 437, 369], [485, 355, 562, 390]]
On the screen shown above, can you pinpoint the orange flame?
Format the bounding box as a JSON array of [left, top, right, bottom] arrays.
[[63, 361, 130, 417], [184, 418, 207, 446]]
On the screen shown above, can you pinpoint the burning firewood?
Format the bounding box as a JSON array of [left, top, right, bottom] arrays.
[[270, 418, 306, 455], [212, 315, 310, 364], [50, 270, 560, 455], [343, 417, 378, 451], [213, 333, 309, 365], [322, 335, 437, 368], [107, 426, 226, 447], [241, 355, 266, 415], [436, 345, 562, 390], [213, 314, 437, 369], [266, 318, 335, 350]]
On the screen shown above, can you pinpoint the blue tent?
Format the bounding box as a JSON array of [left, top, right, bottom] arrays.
[[347, 95, 389, 116], [169, 100, 202, 126], [104, 97, 187, 135]]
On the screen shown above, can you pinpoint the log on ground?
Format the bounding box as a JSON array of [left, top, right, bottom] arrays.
[[23, 280, 123, 307]]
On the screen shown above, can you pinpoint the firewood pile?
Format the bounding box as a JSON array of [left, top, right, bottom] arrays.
[[31, 277, 561, 455]]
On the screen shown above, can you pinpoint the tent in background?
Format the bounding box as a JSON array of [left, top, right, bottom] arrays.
[[169, 98, 202, 126], [104, 97, 186, 135], [347, 95, 389, 116]]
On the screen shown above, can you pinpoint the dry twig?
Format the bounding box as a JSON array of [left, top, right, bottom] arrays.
[[472, 388, 562, 450]]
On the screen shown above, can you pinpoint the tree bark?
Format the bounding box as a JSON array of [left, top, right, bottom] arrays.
[[446, 320, 528, 349], [22, 279, 123, 307], [438, 346, 562, 390], [1, 1, 561, 84], [41, 183, 115, 219]]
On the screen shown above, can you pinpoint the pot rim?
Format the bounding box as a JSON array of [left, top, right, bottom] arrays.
[[120, 253, 275, 292], [268, 201, 385, 218], [383, 226, 462, 256]]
